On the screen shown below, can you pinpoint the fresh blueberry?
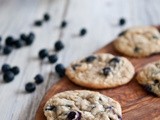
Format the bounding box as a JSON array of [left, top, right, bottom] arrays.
[[80, 28, 87, 36], [1, 64, 11, 73], [3, 71, 15, 83], [34, 74, 44, 84], [34, 20, 42, 26], [54, 40, 64, 51], [5, 36, 14, 46], [43, 13, 50, 21], [11, 66, 20, 75], [13, 40, 23, 48], [24, 33, 35, 45], [55, 64, 65, 77], [25, 82, 36, 93], [20, 33, 27, 40], [38, 49, 48, 59], [119, 18, 126, 26], [3, 46, 12, 55], [67, 111, 81, 120], [61, 20, 67, 28], [48, 54, 58, 64]]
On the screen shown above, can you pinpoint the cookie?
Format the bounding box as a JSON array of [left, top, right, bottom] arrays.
[[114, 26, 160, 57], [44, 90, 122, 120], [136, 61, 160, 97], [66, 53, 135, 89]]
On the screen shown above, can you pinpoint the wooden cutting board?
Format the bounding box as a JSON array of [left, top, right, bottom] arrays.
[[35, 26, 160, 120]]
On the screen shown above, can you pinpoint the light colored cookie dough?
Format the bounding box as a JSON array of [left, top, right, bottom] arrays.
[[44, 90, 122, 120], [114, 26, 160, 57], [137, 60, 160, 97], [66, 53, 135, 89]]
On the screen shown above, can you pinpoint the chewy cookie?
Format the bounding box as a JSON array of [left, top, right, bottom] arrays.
[[44, 90, 122, 120], [114, 26, 160, 57], [137, 61, 160, 97], [66, 53, 135, 89]]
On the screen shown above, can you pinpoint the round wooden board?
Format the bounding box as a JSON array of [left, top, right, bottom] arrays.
[[35, 26, 160, 120]]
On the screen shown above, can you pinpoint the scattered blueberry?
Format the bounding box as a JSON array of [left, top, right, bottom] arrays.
[[34, 20, 42, 26], [61, 20, 67, 28], [39, 49, 48, 59], [20, 33, 27, 40], [119, 18, 126, 26], [5, 36, 14, 46], [34, 74, 44, 84], [24, 33, 35, 45], [67, 111, 81, 120], [3, 71, 15, 83], [48, 54, 58, 64], [85, 56, 96, 63], [80, 28, 87, 36], [11, 66, 20, 75], [13, 40, 23, 48], [25, 82, 36, 93], [1, 64, 11, 73], [55, 64, 65, 77], [3, 46, 12, 55], [102, 67, 111, 76], [54, 40, 64, 51], [43, 13, 50, 21]]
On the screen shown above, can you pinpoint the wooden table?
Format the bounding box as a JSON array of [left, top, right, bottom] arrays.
[[0, 0, 160, 120]]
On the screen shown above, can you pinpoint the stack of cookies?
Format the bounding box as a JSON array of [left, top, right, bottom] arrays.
[[43, 26, 160, 120]]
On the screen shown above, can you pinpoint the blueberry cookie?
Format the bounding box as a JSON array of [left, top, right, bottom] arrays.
[[137, 61, 160, 97], [44, 90, 122, 120], [66, 53, 135, 89], [114, 26, 160, 57]]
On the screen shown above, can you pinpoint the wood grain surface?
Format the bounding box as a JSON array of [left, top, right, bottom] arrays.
[[1, 0, 160, 120], [36, 28, 160, 120]]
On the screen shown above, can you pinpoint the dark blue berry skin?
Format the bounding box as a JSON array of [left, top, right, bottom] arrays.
[[1, 64, 11, 73], [55, 64, 65, 77], [39, 49, 48, 59], [11, 66, 20, 75], [61, 21, 67, 28], [103, 67, 111, 76], [20, 33, 27, 40], [80, 28, 87, 36], [48, 54, 58, 64], [67, 111, 81, 120], [54, 40, 64, 51], [24, 33, 35, 45], [3, 46, 12, 55], [34, 74, 44, 84], [25, 82, 36, 93], [0, 36, 2, 42], [5, 36, 14, 46], [34, 20, 42, 26], [13, 40, 23, 49], [3, 71, 15, 83], [44, 13, 50, 21], [119, 18, 126, 26], [85, 56, 96, 63]]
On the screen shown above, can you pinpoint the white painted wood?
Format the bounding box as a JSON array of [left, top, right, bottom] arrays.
[[0, 0, 160, 120]]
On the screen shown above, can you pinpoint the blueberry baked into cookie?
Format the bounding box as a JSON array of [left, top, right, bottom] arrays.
[[137, 60, 160, 97], [114, 26, 160, 57], [44, 90, 122, 120], [66, 53, 135, 89]]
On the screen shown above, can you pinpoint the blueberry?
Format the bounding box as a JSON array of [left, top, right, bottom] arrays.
[[48, 54, 58, 64], [67, 111, 81, 120], [11, 66, 20, 75], [25, 33, 35, 45], [13, 40, 23, 48], [55, 64, 65, 77], [5, 36, 14, 46], [38, 49, 48, 59], [43, 13, 50, 21], [34, 74, 44, 84], [85, 56, 96, 63], [0, 36, 2, 42], [102, 67, 111, 76], [34, 20, 42, 26], [54, 40, 64, 51], [109, 57, 120, 63], [61, 20, 67, 28], [3, 71, 15, 83], [1, 64, 11, 73], [3, 46, 12, 55], [80, 28, 87, 36], [25, 82, 36, 93], [20, 33, 27, 40], [119, 18, 126, 26]]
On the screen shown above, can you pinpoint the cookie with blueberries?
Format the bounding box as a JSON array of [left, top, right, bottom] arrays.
[[66, 53, 135, 89], [44, 90, 122, 120], [114, 26, 160, 57], [136, 60, 160, 97]]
